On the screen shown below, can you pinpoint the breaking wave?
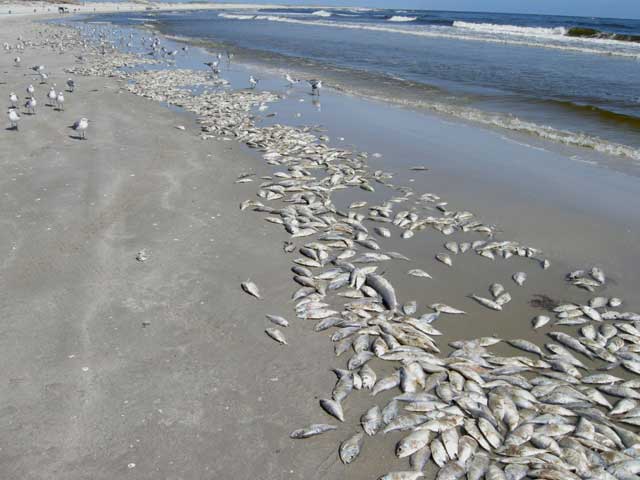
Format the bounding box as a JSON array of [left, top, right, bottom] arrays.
[[216, 14, 640, 59], [453, 21, 567, 37], [311, 10, 332, 17], [387, 16, 417, 23]]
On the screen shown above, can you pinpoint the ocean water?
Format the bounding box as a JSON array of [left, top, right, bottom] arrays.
[[83, 7, 640, 162]]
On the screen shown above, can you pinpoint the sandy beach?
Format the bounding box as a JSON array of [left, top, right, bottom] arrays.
[[2, 6, 640, 480]]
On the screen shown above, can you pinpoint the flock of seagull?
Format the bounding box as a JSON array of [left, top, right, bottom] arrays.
[[4, 42, 88, 137]]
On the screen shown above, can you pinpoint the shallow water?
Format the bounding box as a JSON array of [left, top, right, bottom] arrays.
[[84, 8, 640, 166]]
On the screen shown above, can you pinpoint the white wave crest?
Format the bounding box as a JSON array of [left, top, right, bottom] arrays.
[[215, 14, 640, 60], [453, 21, 567, 37], [388, 16, 417, 23], [312, 10, 332, 17]]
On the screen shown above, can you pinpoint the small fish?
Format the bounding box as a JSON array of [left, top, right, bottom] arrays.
[[436, 253, 453, 267], [591, 267, 605, 284], [290, 424, 337, 439], [241, 280, 261, 299], [320, 398, 345, 422], [361, 405, 383, 436], [408, 269, 432, 279], [471, 295, 503, 311], [265, 328, 287, 345], [532, 315, 550, 329], [512, 272, 527, 286], [266, 314, 289, 327], [496, 292, 511, 306], [508, 339, 543, 356], [490, 283, 505, 297], [339, 432, 364, 464], [431, 303, 466, 315]]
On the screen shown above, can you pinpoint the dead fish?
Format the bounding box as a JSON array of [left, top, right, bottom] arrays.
[[491, 283, 505, 297], [403, 301, 418, 316], [436, 462, 465, 480], [532, 315, 550, 329], [365, 274, 397, 311], [319, 398, 345, 422], [375, 227, 391, 238], [266, 314, 289, 327], [471, 295, 503, 311], [396, 429, 433, 459], [508, 339, 544, 356], [496, 292, 512, 306], [361, 405, 383, 436], [241, 280, 261, 299], [467, 453, 490, 480], [265, 328, 287, 345], [591, 267, 605, 284], [445, 242, 459, 254], [408, 269, 432, 279], [339, 432, 364, 464], [290, 424, 337, 439], [512, 272, 527, 286], [436, 253, 453, 267], [431, 303, 466, 315]]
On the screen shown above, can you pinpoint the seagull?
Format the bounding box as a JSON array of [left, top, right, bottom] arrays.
[[67, 78, 75, 92], [31, 64, 45, 73], [285, 73, 299, 87], [249, 75, 258, 89], [27, 84, 34, 96], [25, 96, 37, 114], [9, 92, 18, 108], [39, 72, 48, 84], [47, 86, 57, 106], [56, 92, 65, 111], [72, 117, 89, 139], [14, 56, 20, 66], [204, 60, 219, 71], [307, 79, 322, 96], [8, 108, 20, 130]]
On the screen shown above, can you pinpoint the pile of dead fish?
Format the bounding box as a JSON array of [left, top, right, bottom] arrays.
[[57, 24, 640, 480]]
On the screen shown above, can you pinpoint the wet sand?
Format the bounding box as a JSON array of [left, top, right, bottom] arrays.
[[1, 11, 640, 480]]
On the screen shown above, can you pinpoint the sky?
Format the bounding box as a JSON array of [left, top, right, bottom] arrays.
[[244, 1, 640, 20]]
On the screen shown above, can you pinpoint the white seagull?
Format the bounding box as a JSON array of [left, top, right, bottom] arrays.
[[8, 108, 20, 130], [249, 75, 258, 89], [285, 73, 299, 87], [47, 86, 57, 106], [25, 96, 37, 114], [14, 56, 21, 66], [39, 72, 48, 84], [56, 92, 65, 111], [26, 84, 35, 96], [9, 92, 18, 108], [72, 117, 89, 139], [307, 79, 322, 96]]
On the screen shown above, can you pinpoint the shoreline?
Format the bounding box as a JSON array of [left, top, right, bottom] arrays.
[[2, 11, 640, 480]]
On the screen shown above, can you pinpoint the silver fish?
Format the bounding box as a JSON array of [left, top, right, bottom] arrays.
[[319, 398, 344, 422], [512, 272, 527, 286], [471, 295, 503, 311], [241, 280, 261, 299], [339, 432, 364, 464], [290, 423, 337, 439], [265, 327, 287, 344]]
